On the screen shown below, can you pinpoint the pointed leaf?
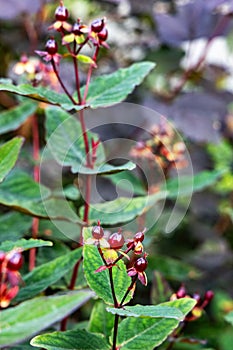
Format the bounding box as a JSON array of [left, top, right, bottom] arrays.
[[81, 62, 156, 108], [0, 79, 83, 111], [76, 161, 136, 175], [0, 137, 24, 183], [0, 290, 95, 347], [88, 300, 114, 338], [83, 244, 132, 305], [0, 101, 37, 134], [15, 248, 82, 302], [115, 298, 196, 350], [0, 238, 52, 252], [31, 329, 109, 350], [81, 191, 167, 225]]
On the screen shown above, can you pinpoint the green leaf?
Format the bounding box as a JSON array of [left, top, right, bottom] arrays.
[[115, 298, 196, 350], [165, 169, 227, 199], [31, 329, 109, 350], [0, 238, 52, 252], [77, 161, 136, 175], [0, 212, 32, 243], [15, 248, 82, 302], [88, 300, 114, 339], [77, 54, 95, 65], [225, 311, 233, 326], [105, 170, 147, 196], [83, 243, 132, 305], [82, 62, 156, 108], [0, 137, 24, 183], [81, 191, 167, 225], [45, 106, 105, 174], [0, 101, 37, 134], [0, 169, 82, 222], [0, 290, 94, 347], [0, 79, 83, 111]]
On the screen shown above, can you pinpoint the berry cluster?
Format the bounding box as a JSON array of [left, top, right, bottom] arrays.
[[35, 1, 108, 67], [87, 223, 148, 286], [171, 284, 214, 321], [0, 250, 23, 308], [130, 121, 187, 178]]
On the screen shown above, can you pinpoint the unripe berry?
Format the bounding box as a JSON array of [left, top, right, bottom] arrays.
[[0, 250, 6, 264], [134, 231, 144, 242], [7, 252, 23, 271], [108, 232, 124, 249], [92, 225, 104, 239], [134, 256, 148, 272], [55, 4, 69, 21], [91, 18, 105, 33], [45, 39, 58, 55], [98, 27, 108, 42]]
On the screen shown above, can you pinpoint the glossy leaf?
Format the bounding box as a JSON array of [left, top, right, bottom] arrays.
[[82, 62, 156, 108], [15, 248, 82, 302], [0, 137, 24, 183], [81, 191, 167, 225], [83, 244, 132, 305], [77, 161, 136, 175], [0, 290, 95, 347], [31, 329, 109, 350], [88, 300, 114, 339], [115, 298, 196, 350], [105, 170, 147, 196], [165, 169, 227, 199], [0, 212, 32, 243], [0, 79, 83, 111], [0, 238, 52, 252], [0, 101, 37, 134]]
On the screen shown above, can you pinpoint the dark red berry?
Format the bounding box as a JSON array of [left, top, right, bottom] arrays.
[[91, 18, 105, 33], [72, 22, 83, 35], [7, 252, 23, 271], [55, 4, 69, 21], [108, 232, 124, 249], [176, 285, 186, 299], [98, 27, 108, 42], [134, 257, 148, 273], [0, 251, 6, 264], [92, 225, 104, 239], [134, 231, 144, 242], [204, 290, 214, 302], [45, 39, 58, 55]]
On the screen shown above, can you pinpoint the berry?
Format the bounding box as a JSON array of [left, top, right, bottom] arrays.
[[55, 4, 69, 21], [176, 284, 186, 298], [98, 27, 108, 42], [134, 257, 148, 273], [0, 250, 6, 264], [45, 39, 58, 55], [108, 232, 124, 249], [7, 252, 23, 271], [134, 231, 144, 242], [192, 292, 202, 306], [92, 225, 104, 239], [204, 290, 214, 302], [91, 18, 105, 33], [73, 22, 82, 35]]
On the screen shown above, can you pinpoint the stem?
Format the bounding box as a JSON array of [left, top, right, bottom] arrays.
[[83, 174, 91, 224], [82, 46, 99, 103], [109, 267, 118, 308], [120, 275, 137, 307], [29, 114, 40, 271], [73, 41, 82, 104], [51, 58, 78, 105], [112, 314, 119, 350]]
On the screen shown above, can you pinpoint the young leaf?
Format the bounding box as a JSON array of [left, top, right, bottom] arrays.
[[88, 300, 114, 339], [0, 137, 24, 183], [81, 62, 156, 108], [77, 54, 95, 65], [115, 298, 196, 350], [0, 238, 52, 252], [0, 101, 37, 134], [81, 191, 167, 225], [83, 244, 132, 305], [15, 248, 82, 302], [31, 329, 109, 350], [0, 79, 83, 111], [0, 290, 95, 347]]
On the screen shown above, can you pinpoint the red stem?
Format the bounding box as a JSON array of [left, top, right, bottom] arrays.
[[29, 114, 40, 271]]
